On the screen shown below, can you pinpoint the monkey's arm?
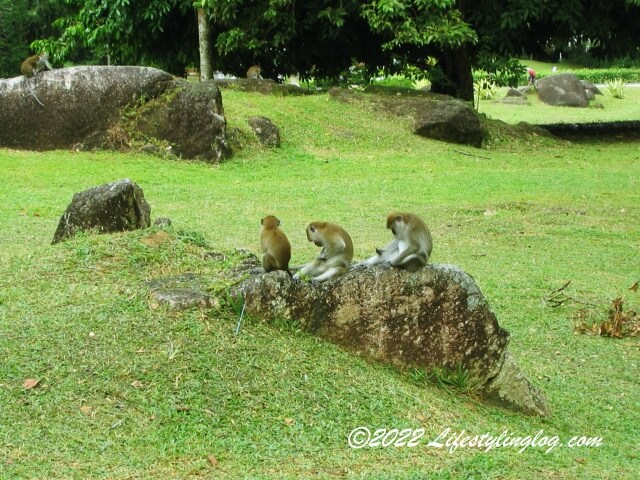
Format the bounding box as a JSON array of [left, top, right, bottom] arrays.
[[357, 239, 398, 267]]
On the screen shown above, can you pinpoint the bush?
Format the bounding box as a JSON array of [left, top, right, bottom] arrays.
[[606, 78, 626, 99], [572, 68, 640, 83]]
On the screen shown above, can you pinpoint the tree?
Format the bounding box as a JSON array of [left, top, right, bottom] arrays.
[[361, 0, 477, 99], [23, 0, 640, 98], [36, 0, 197, 74], [196, 7, 212, 80]]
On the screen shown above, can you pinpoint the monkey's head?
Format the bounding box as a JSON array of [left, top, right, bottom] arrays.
[[261, 215, 280, 229], [306, 222, 325, 246], [386, 212, 405, 235]]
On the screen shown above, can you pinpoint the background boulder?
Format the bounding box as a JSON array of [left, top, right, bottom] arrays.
[[0, 66, 230, 161], [536, 73, 590, 107], [248, 116, 281, 147], [236, 265, 549, 416], [52, 179, 151, 244]]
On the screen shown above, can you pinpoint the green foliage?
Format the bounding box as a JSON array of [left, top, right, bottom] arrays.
[[428, 364, 475, 393], [474, 56, 525, 87], [573, 67, 640, 83], [473, 77, 499, 110], [606, 78, 627, 99], [361, 0, 477, 50]]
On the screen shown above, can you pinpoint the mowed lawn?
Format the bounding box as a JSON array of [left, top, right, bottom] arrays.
[[0, 88, 638, 479]]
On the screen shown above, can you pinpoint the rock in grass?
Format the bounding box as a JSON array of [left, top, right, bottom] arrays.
[[0, 66, 231, 161], [235, 265, 549, 416], [52, 179, 151, 244], [536, 73, 590, 107], [248, 116, 281, 147], [146, 273, 220, 311]]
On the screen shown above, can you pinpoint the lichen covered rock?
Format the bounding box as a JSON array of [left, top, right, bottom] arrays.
[[236, 264, 549, 416]]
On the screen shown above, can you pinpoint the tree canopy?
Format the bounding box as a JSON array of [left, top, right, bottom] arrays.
[[3, 0, 640, 99]]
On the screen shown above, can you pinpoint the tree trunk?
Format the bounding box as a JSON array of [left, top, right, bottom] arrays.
[[430, 0, 474, 101], [431, 45, 474, 101], [197, 8, 212, 81]]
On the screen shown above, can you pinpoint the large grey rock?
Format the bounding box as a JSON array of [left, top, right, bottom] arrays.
[[133, 80, 231, 162], [235, 265, 549, 416], [413, 99, 484, 147], [580, 80, 602, 95], [0, 66, 231, 161], [536, 73, 590, 107], [52, 179, 151, 244]]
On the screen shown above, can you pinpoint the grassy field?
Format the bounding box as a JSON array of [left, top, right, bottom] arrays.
[[1, 88, 639, 479], [478, 82, 640, 125]]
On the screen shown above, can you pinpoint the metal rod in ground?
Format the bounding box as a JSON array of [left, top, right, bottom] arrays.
[[234, 301, 246, 336]]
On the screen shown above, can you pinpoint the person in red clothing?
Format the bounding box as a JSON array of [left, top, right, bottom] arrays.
[[527, 67, 536, 85]]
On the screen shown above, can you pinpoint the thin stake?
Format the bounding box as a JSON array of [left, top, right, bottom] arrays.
[[234, 301, 246, 336]]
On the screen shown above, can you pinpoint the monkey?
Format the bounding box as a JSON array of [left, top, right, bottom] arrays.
[[246, 65, 263, 80], [293, 222, 354, 283], [21, 53, 53, 107], [356, 212, 432, 272], [260, 215, 292, 276], [21, 53, 53, 78]]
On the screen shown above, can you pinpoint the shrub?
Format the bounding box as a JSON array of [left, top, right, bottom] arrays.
[[606, 78, 626, 99], [573, 68, 640, 83]]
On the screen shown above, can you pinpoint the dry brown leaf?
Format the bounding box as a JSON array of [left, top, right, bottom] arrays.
[[207, 454, 218, 467], [23, 378, 40, 390], [630, 281, 639, 292]]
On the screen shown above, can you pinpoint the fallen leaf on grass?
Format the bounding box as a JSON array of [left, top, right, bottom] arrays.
[[630, 281, 638, 292], [23, 378, 40, 390], [574, 298, 640, 338]]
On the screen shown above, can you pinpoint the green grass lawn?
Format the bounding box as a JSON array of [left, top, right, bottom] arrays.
[[479, 58, 640, 125], [0, 88, 639, 479], [479, 84, 640, 125]]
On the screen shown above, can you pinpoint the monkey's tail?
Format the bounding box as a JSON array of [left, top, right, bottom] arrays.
[[27, 79, 44, 107]]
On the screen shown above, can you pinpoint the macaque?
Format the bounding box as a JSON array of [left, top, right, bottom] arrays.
[[293, 222, 353, 283], [358, 212, 432, 272], [246, 65, 263, 80], [21, 53, 53, 77], [260, 215, 292, 276]]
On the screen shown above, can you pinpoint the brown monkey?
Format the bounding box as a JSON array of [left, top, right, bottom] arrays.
[[358, 212, 432, 272], [21, 53, 53, 77], [246, 65, 262, 79], [293, 222, 353, 282], [260, 215, 292, 275]]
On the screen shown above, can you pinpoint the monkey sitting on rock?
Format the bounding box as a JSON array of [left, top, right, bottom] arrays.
[[355, 212, 433, 272], [21, 53, 53, 77], [260, 215, 292, 277], [292, 222, 354, 283]]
